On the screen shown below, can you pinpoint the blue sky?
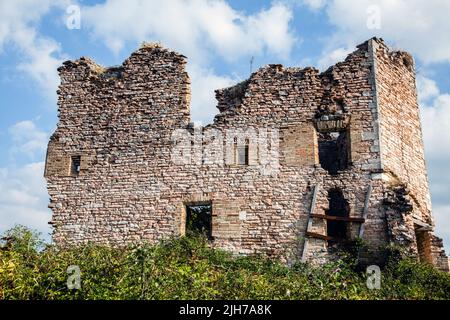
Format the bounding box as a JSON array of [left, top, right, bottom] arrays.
[[0, 0, 449, 252]]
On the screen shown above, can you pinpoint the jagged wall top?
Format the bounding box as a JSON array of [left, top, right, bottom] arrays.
[[57, 42, 188, 83]]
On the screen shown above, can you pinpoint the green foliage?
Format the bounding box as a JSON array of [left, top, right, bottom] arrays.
[[0, 226, 449, 300]]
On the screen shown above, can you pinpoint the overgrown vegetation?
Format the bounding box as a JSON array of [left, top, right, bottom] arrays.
[[0, 226, 448, 300]]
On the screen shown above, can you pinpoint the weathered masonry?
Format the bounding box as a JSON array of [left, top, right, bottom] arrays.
[[45, 37, 449, 271]]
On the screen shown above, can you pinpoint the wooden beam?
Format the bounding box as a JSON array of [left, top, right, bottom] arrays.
[[306, 231, 334, 241], [301, 184, 318, 262], [412, 218, 432, 229], [416, 226, 432, 232], [358, 183, 372, 238]]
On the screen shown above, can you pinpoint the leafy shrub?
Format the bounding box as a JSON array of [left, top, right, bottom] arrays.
[[0, 225, 448, 300]]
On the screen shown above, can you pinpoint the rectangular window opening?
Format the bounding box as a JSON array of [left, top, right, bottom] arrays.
[[70, 155, 81, 176], [326, 188, 350, 245], [318, 130, 349, 175], [185, 202, 213, 240]]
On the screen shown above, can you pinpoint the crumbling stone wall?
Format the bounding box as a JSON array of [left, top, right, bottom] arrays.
[[373, 41, 448, 271], [45, 38, 448, 271], [46, 44, 191, 244]]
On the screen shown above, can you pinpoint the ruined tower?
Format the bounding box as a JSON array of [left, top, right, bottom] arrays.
[[44, 38, 448, 271]]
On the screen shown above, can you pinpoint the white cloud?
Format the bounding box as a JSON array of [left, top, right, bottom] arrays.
[[418, 76, 450, 253], [316, 46, 352, 70], [432, 205, 450, 254], [0, 120, 51, 240], [420, 92, 450, 160], [0, 0, 68, 98], [82, 0, 296, 62], [297, 0, 327, 11], [0, 162, 52, 241], [421, 93, 450, 204], [0, 0, 55, 49], [187, 64, 237, 125], [8, 120, 48, 160], [16, 34, 66, 97], [417, 75, 440, 103], [313, 0, 450, 65]]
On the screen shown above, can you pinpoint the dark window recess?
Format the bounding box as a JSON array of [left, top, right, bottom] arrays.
[[70, 156, 81, 176], [237, 145, 249, 165], [414, 227, 432, 264], [326, 189, 350, 244], [318, 131, 349, 175], [186, 203, 213, 239]]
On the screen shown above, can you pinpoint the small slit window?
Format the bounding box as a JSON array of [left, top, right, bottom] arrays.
[[70, 155, 81, 176], [235, 138, 249, 165]]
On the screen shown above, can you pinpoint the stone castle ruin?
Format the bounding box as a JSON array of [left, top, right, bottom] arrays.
[[44, 37, 448, 271]]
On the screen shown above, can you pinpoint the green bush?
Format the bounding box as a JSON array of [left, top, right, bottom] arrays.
[[0, 225, 448, 300]]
